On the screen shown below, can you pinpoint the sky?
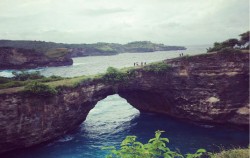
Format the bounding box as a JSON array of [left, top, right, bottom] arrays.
[[0, 0, 249, 45]]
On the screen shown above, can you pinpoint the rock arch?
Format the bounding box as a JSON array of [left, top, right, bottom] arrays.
[[0, 52, 249, 153]]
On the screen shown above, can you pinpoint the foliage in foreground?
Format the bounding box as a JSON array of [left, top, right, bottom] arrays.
[[211, 148, 249, 158], [24, 82, 57, 96], [102, 130, 207, 158]]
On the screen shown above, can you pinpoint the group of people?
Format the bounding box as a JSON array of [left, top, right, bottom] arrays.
[[179, 53, 184, 57], [134, 62, 146, 66]]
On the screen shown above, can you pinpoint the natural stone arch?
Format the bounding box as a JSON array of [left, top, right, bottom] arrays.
[[0, 52, 249, 153]]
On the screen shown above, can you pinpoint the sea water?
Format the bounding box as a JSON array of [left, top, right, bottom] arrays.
[[1, 45, 249, 158]]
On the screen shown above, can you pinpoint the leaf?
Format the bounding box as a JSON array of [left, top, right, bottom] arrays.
[[148, 138, 156, 143], [163, 153, 172, 158], [101, 146, 116, 150], [160, 138, 170, 143], [196, 149, 206, 153], [155, 130, 165, 139]]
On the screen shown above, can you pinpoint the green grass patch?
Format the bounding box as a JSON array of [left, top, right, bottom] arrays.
[[45, 48, 69, 58], [46, 76, 87, 88], [0, 72, 64, 90], [143, 61, 171, 73], [24, 82, 57, 97]]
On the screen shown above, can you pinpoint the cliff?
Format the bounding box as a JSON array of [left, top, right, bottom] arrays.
[[0, 40, 186, 58], [0, 47, 73, 69], [0, 52, 248, 153]]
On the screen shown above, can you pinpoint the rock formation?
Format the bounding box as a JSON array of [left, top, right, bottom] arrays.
[[0, 47, 73, 69], [0, 52, 248, 153]]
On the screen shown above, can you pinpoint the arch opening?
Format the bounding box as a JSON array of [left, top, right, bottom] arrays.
[[82, 94, 140, 136]]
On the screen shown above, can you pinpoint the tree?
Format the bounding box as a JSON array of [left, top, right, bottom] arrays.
[[221, 38, 239, 47], [239, 31, 249, 45]]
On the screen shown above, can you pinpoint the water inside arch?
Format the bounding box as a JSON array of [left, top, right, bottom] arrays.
[[2, 95, 249, 158]]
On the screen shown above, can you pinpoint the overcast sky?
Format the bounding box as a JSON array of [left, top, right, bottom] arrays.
[[0, 0, 249, 45]]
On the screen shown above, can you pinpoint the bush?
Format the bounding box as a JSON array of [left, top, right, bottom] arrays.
[[103, 130, 207, 158], [0, 81, 24, 89], [24, 82, 57, 96], [102, 67, 128, 83], [0, 77, 11, 84], [211, 148, 249, 158], [143, 62, 171, 73], [217, 48, 241, 54], [12, 71, 44, 81]]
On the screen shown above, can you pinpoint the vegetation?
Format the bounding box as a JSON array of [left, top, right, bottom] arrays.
[[217, 48, 241, 54], [239, 31, 250, 46], [0, 62, 172, 91], [143, 62, 171, 73], [45, 48, 69, 58], [207, 31, 249, 52], [24, 82, 57, 96], [102, 67, 130, 83], [0, 40, 185, 56], [103, 131, 249, 158], [12, 71, 44, 81], [211, 148, 249, 158], [0, 71, 63, 89], [103, 130, 207, 158], [124, 41, 186, 52]]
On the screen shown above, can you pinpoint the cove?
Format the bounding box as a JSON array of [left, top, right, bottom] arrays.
[[0, 50, 249, 155], [1, 95, 249, 158]]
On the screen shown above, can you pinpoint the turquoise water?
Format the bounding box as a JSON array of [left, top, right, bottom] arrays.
[[1, 45, 249, 158], [2, 95, 249, 158]]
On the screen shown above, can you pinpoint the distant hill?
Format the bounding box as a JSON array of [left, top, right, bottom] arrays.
[[0, 40, 186, 57]]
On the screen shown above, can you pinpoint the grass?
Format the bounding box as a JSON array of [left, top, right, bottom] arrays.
[[45, 76, 87, 88], [45, 48, 69, 58], [0, 61, 171, 94], [211, 148, 249, 158], [0, 76, 88, 94], [0, 76, 64, 89], [143, 61, 171, 73]]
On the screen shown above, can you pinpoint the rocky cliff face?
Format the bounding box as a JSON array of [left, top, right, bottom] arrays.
[[69, 47, 118, 57], [0, 52, 248, 153], [0, 47, 73, 69], [119, 53, 249, 126]]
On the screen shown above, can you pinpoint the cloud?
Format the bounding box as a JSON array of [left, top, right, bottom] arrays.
[[0, 0, 248, 45], [79, 8, 129, 16]]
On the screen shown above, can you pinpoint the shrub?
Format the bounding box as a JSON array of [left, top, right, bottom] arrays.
[[39, 75, 63, 82], [24, 82, 57, 96], [143, 62, 171, 73], [0, 81, 24, 89], [102, 67, 128, 83], [0, 77, 11, 84], [103, 130, 207, 158], [12, 71, 44, 81], [217, 48, 241, 54], [211, 148, 249, 158]]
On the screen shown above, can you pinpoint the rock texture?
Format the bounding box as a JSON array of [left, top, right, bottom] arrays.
[[0, 47, 73, 69], [0, 52, 249, 153]]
